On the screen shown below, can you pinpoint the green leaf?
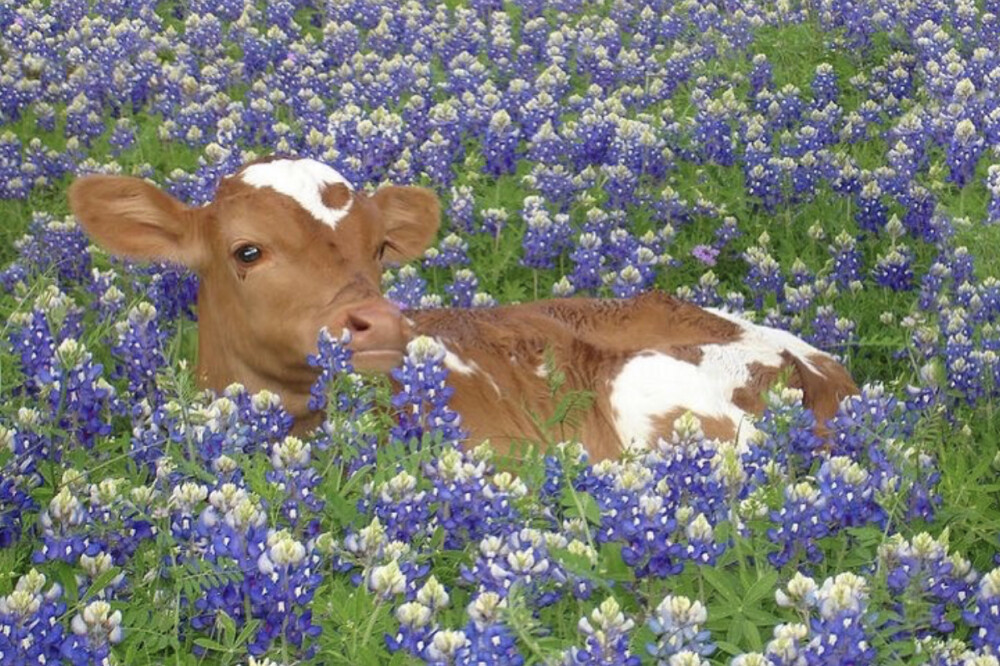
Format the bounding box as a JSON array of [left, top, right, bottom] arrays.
[[193, 637, 228, 652], [743, 569, 778, 607], [700, 566, 741, 605], [713, 640, 744, 656]]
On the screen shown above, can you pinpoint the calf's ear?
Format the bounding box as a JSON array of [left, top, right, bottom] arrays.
[[68, 175, 204, 268], [371, 185, 440, 264]]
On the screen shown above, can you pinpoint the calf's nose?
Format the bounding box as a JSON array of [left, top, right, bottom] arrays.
[[341, 300, 406, 352]]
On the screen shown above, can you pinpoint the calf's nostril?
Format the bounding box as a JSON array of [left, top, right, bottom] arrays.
[[347, 313, 372, 334]]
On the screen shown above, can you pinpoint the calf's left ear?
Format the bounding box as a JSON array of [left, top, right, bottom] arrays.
[[371, 185, 440, 264], [68, 175, 204, 269]]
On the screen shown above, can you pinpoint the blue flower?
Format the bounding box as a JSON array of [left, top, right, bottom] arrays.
[[391, 336, 465, 447], [646, 594, 714, 662], [563, 597, 641, 665], [0, 570, 66, 664]]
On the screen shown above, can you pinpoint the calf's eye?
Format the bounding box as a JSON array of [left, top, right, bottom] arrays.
[[234, 244, 262, 264]]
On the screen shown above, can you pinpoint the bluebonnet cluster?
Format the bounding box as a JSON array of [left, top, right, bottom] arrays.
[[881, 531, 977, 636], [391, 336, 465, 447], [0, 570, 67, 664], [386, 583, 525, 664], [562, 597, 641, 665], [646, 594, 714, 664]]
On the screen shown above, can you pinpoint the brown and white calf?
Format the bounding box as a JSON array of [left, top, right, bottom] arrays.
[[69, 157, 857, 461]]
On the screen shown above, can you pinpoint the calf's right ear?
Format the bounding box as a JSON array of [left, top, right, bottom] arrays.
[[68, 175, 203, 268]]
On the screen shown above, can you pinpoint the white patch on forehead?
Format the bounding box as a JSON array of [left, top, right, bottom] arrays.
[[239, 159, 354, 228], [610, 310, 829, 450]]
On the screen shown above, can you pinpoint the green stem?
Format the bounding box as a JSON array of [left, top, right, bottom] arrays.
[[358, 597, 384, 657]]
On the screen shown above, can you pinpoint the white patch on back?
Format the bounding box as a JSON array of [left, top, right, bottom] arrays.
[[442, 349, 476, 375], [439, 340, 501, 397], [240, 158, 354, 228], [610, 352, 749, 450], [706, 308, 829, 373], [609, 309, 831, 450]]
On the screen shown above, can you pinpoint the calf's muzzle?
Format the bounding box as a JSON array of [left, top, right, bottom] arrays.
[[336, 299, 410, 372]]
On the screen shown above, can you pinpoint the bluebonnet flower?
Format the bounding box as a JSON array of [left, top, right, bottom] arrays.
[[767, 481, 829, 567], [801, 573, 876, 664], [817, 456, 884, 528], [135, 262, 199, 321], [563, 596, 641, 665], [855, 180, 888, 234], [611, 265, 644, 298], [743, 244, 784, 308], [986, 164, 1000, 225], [306, 327, 354, 413], [829, 231, 863, 287], [762, 622, 809, 666], [986, 105, 1000, 147], [611, 117, 668, 177], [367, 469, 434, 543], [714, 215, 742, 251], [460, 528, 568, 609], [948, 119, 984, 187], [688, 271, 721, 307], [744, 152, 783, 211], [427, 446, 523, 550], [0, 569, 66, 664], [386, 265, 428, 309], [521, 207, 571, 270], [693, 100, 735, 166], [480, 207, 508, 238], [568, 232, 605, 292], [267, 436, 324, 531], [681, 513, 726, 565], [524, 163, 579, 210], [881, 531, 976, 636], [239, 389, 295, 454], [447, 185, 476, 233], [111, 302, 168, 406], [249, 531, 323, 655], [749, 56, 773, 98], [811, 63, 838, 107], [61, 599, 124, 664], [445, 268, 480, 307], [39, 338, 117, 451], [483, 109, 519, 176], [646, 594, 714, 663], [386, 599, 437, 657], [13, 214, 91, 288], [427, 234, 470, 269], [391, 336, 465, 447], [34, 483, 92, 564], [528, 120, 568, 165], [0, 428, 39, 547], [964, 567, 1000, 652], [189, 487, 323, 657], [601, 163, 639, 209], [873, 246, 916, 291], [417, 131, 461, 186]]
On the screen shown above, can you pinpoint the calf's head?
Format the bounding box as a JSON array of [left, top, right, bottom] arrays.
[[69, 157, 439, 417]]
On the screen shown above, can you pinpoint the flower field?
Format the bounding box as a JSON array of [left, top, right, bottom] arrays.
[[5, 0, 1000, 663]]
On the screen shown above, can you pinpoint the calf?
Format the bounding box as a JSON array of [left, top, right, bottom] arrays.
[[69, 157, 857, 460]]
